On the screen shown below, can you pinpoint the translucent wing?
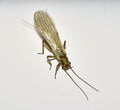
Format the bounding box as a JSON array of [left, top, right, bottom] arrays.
[[34, 10, 66, 58], [34, 11, 58, 38], [34, 11, 99, 100]]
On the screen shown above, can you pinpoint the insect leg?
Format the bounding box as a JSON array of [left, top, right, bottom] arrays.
[[47, 55, 55, 70], [55, 63, 61, 79], [38, 40, 45, 54], [63, 40, 66, 49]]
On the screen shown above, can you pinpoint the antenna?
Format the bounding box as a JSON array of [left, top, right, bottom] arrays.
[[65, 70, 89, 100]]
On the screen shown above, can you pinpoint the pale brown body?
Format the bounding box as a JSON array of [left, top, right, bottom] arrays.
[[34, 11, 71, 78], [33, 10, 98, 100]]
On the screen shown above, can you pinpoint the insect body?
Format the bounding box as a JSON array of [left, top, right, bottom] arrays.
[[34, 11, 71, 77], [34, 10, 98, 100]]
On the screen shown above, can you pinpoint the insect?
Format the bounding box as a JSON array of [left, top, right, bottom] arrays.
[[24, 10, 99, 100]]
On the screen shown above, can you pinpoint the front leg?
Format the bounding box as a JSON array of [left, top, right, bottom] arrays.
[[47, 55, 55, 70], [55, 63, 61, 79]]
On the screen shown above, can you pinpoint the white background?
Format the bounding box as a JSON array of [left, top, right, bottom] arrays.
[[0, 0, 120, 110]]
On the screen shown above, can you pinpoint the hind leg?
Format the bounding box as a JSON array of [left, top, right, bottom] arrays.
[[63, 40, 66, 49], [38, 40, 45, 54]]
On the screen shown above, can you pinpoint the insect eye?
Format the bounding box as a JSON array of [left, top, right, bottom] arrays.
[[62, 62, 65, 65], [61, 61, 65, 65]]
